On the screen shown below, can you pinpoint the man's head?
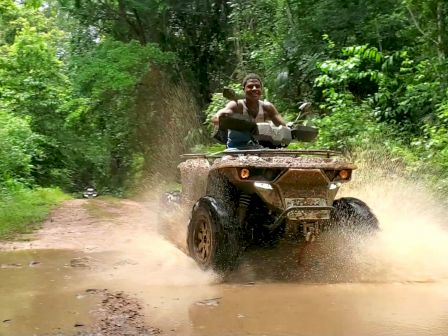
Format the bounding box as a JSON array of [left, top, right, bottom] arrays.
[[242, 73, 262, 101]]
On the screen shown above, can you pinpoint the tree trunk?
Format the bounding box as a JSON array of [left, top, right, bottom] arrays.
[[436, 1, 447, 59], [117, 0, 146, 45]]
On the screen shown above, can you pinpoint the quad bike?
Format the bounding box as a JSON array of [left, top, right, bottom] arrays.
[[174, 94, 378, 272], [83, 187, 98, 199]]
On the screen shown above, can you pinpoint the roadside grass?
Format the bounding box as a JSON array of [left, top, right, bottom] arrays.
[[0, 187, 70, 239]]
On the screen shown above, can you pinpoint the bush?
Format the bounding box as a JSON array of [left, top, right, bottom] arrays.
[[0, 182, 69, 239], [0, 110, 39, 184]]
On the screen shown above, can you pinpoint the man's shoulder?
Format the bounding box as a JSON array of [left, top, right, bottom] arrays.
[[261, 100, 276, 113], [232, 99, 245, 113], [226, 100, 241, 111]]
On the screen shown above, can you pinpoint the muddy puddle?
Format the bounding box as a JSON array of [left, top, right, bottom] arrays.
[[130, 240, 448, 336], [0, 249, 98, 335], [2, 244, 448, 336], [188, 282, 448, 336]]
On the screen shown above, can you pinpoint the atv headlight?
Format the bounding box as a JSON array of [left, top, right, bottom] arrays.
[[329, 182, 342, 190], [254, 182, 273, 190]]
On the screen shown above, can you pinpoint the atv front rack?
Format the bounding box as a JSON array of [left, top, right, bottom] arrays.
[[182, 149, 341, 159]]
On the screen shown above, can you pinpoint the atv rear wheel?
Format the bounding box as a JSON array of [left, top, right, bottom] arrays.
[[187, 196, 241, 272], [330, 197, 379, 233]]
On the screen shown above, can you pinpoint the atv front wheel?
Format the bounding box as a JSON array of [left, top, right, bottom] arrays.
[[187, 196, 241, 272], [330, 197, 379, 233], [160, 191, 181, 210]]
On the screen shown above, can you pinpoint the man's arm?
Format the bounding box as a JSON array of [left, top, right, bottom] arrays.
[[264, 102, 286, 126], [211, 100, 239, 126]]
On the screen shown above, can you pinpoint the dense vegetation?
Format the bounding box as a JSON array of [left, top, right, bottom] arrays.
[[1, 0, 448, 232]]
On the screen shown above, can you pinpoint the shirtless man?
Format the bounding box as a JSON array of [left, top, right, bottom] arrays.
[[212, 73, 287, 149]]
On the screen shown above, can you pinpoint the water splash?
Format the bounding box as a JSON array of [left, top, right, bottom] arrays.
[[333, 153, 448, 283]]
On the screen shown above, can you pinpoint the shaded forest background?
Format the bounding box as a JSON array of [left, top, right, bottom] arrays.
[[1, 0, 448, 204]]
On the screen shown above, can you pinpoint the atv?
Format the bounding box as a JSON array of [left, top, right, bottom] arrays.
[[175, 97, 378, 272]]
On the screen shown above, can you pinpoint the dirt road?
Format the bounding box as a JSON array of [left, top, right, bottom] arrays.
[[0, 198, 211, 335], [2, 193, 448, 336]]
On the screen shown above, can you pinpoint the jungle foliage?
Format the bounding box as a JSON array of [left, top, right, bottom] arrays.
[[1, 0, 448, 204]]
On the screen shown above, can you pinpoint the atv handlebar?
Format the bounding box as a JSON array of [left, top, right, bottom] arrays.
[[217, 114, 318, 143]]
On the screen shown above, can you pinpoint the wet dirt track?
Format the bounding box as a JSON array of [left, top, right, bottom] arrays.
[[1, 192, 448, 336]]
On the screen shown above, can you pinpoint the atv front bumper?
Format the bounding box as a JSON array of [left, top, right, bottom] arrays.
[[265, 205, 334, 231]]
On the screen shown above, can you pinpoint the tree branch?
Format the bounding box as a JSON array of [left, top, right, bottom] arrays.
[[405, 4, 438, 45]]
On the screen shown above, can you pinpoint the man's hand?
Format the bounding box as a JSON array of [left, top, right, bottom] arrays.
[[211, 110, 234, 126]]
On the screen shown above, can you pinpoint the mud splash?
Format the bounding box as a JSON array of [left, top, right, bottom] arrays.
[[0, 198, 217, 286], [324, 155, 448, 283], [76, 198, 217, 287], [55, 138, 441, 309]]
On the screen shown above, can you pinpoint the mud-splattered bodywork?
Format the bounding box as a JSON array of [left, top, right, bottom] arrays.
[[179, 150, 356, 224]]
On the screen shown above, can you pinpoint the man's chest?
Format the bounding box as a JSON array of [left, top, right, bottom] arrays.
[[240, 102, 267, 122]]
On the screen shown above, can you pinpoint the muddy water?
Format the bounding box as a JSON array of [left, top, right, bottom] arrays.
[[133, 241, 448, 336], [187, 282, 448, 336], [2, 170, 448, 335], [2, 244, 448, 336], [0, 250, 98, 335]]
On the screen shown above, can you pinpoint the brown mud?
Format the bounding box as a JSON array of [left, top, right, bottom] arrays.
[[88, 289, 161, 336]]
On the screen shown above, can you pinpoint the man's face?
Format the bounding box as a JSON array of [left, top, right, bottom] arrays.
[[244, 79, 262, 100]]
